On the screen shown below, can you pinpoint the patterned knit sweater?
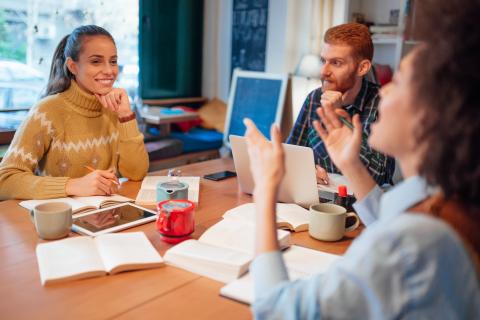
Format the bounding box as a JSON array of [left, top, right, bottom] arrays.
[[0, 81, 149, 200]]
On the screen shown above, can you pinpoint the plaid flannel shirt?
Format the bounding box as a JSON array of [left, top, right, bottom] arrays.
[[287, 79, 395, 186]]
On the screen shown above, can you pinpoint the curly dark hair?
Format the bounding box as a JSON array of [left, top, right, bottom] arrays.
[[413, 0, 480, 209]]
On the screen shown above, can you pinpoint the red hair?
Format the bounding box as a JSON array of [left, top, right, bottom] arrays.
[[324, 23, 373, 61]]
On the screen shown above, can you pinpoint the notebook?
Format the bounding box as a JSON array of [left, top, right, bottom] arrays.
[[163, 218, 291, 283], [36, 232, 164, 285], [135, 176, 200, 206], [222, 202, 310, 232], [220, 245, 340, 304], [20, 194, 133, 216]]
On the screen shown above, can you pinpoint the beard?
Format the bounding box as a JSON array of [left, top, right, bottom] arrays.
[[321, 70, 357, 93]]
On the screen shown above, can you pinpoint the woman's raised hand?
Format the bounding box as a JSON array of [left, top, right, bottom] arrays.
[[313, 100, 363, 172], [243, 118, 285, 194]]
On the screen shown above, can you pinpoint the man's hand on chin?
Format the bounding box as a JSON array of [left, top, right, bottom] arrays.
[[321, 90, 343, 109]]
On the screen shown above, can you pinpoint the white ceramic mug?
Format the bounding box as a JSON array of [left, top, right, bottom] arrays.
[[31, 202, 72, 240], [309, 203, 360, 241]]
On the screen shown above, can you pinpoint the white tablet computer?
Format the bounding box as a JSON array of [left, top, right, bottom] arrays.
[[72, 203, 157, 236]]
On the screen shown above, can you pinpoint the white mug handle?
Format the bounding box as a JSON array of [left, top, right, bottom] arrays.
[[345, 212, 360, 232]]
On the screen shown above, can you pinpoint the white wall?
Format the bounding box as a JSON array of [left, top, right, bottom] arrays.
[[202, 0, 232, 102], [202, 0, 349, 101]]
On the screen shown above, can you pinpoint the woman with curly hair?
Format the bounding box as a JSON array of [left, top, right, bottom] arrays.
[[244, 0, 480, 318]]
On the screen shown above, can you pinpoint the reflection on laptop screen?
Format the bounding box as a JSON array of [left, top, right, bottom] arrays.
[[223, 70, 287, 147]]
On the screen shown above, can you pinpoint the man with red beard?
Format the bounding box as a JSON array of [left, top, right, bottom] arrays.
[[288, 23, 394, 186]]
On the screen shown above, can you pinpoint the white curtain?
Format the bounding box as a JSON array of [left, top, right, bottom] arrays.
[[310, 0, 334, 55]]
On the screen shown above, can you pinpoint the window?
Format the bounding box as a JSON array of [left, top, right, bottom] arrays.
[[139, 0, 203, 99], [0, 0, 139, 134]]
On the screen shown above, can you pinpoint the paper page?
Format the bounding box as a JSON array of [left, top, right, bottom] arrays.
[[199, 219, 290, 255], [135, 176, 200, 205], [220, 273, 254, 304], [219, 261, 316, 305], [135, 189, 156, 206], [222, 203, 256, 223], [20, 197, 88, 213], [223, 203, 309, 231], [95, 232, 163, 274], [199, 219, 256, 256], [283, 245, 340, 275], [164, 239, 251, 283], [73, 194, 132, 209], [220, 246, 340, 304], [276, 204, 310, 231], [317, 173, 353, 195], [36, 237, 106, 285]]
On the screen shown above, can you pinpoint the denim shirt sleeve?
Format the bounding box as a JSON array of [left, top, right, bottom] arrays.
[[250, 215, 480, 320], [353, 185, 383, 226], [250, 251, 289, 298]]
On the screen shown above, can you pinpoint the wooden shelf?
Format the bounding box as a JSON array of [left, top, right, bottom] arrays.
[[372, 38, 399, 45], [142, 97, 208, 107]]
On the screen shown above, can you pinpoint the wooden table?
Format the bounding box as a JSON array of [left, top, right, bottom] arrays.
[[0, 158, 361, 320]]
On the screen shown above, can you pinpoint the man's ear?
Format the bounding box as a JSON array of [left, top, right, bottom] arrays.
[[357, 59, 371, 77], [65, 57, 77, 76]]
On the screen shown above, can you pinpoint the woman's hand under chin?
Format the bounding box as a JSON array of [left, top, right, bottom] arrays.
[[95, 88, 133, 118]]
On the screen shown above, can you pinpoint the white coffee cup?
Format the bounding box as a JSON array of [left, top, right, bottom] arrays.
[[31, 202, 72, 240], [309, 203, 360, 241]]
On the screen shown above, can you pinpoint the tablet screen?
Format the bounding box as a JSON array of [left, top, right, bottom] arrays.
[[73, 204, 156, 233]]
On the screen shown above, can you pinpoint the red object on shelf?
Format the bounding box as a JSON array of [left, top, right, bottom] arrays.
[[173, 106, 203, 132], [374, 64, 393, 86]]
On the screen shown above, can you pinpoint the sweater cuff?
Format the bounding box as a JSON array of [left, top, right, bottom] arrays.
[[40, 176, 70, 198], [118, 120, 142, 140]]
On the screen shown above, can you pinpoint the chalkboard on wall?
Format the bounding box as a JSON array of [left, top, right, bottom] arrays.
[[223, 70, 288, 147], [231, 0, 269, 74]]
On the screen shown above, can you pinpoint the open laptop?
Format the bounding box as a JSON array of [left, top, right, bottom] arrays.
[[230, 135, 319, 208]]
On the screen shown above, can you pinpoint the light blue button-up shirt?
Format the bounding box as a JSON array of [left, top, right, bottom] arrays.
[[250, 176, 480, 319]]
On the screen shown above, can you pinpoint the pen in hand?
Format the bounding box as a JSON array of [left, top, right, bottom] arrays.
[[315, 164, 329, 185], [83, 165, 120, 186], [338, 116, 369, 141]]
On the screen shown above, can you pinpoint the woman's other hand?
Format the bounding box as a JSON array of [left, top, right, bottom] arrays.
[[313, 100, 363, 172]]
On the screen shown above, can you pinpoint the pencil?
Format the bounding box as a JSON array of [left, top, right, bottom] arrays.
[[84, 165, 120, 186]]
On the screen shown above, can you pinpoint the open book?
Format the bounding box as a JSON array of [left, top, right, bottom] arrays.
[[220, 245, 340, 304], [223, 203, 310, 232], [135, 176, 200, 206], [36, 232, 163, 285], [20, 194, 133, 216], [164, 218, 291, 283]]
